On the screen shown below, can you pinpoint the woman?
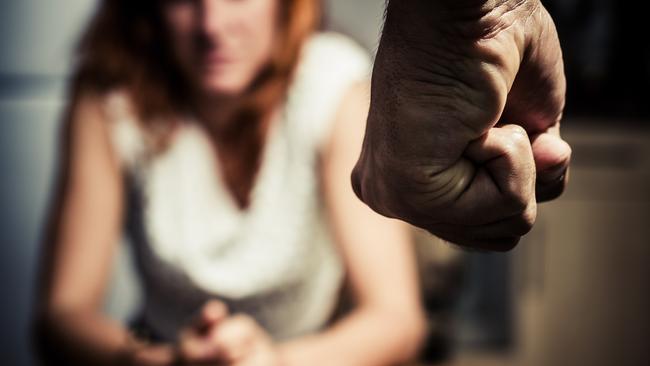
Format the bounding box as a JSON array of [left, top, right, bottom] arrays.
[[35, 0, 426, 365]]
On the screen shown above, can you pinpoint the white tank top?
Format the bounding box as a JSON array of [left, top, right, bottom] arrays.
[[106, 33, 371, 341]]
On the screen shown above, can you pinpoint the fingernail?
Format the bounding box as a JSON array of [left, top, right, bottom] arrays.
[[539, 165, 567, 183]]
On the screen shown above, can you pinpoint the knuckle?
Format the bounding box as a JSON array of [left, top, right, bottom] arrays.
[[502, 180, 536, 214], [350, 164, 365, 202], [502, 125, 531, 154], [514, 206, 537, 235], [504, 124, 528, 140], [503, 189, 529, 213]]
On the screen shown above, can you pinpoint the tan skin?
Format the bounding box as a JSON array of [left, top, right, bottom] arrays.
[[37, 0, 425, 365], [352, 0, 572, 251]]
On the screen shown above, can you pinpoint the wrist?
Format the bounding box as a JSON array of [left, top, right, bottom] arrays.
[[385, 0, 540, 40]]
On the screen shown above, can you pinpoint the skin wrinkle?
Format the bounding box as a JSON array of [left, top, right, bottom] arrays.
[[396, 79, 482, 124], [431, 209, 523, 234], [376, 56, 500, 167], [379, 19, 492, 99], [408, 61, 487, 104], [424, 159, 475, 204], [377, 22, 511, 141], [387, 0, 532, 40], [501, 16, 564, 133], [403, 158, 475, 218], [406, 159, 468, 195], [430, 214, 527, 244], [472, 0, 532, 40], [352, 0, 566, 248], [381, 116, 481, 207], [403, 122, 534, 225], [365, 155, 447, 221]]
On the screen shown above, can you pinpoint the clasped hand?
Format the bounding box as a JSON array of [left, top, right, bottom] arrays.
[[128, 301, 280, 366]]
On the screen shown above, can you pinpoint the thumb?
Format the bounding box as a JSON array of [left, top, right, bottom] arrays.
[[531, 131, 571, 201]]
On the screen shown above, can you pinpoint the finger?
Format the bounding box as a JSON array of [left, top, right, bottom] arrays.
[[433, 227, 522, 252], [400, 157, 476, 215], [177, 301, 229, 363], [452, 125, 536, 225], [193, 300, 229, 334], [430, 205, 536, 251], [209, 315, 260, 363], [177, 329, 220, 364], [530, 131, 571, 202], [531, 131, 571, 176]]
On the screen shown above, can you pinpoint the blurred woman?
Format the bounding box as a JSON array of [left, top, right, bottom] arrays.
[[35, 0, 425, 365]]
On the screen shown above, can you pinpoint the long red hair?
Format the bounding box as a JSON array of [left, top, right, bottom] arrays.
[[71, 0, 321, 208]]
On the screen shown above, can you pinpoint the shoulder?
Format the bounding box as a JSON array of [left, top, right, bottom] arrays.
[[70, 88, 148, 170], [286, 33, 372, 149], [69, 87, 138, 127]]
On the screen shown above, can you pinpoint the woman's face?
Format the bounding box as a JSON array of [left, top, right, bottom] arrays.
[[162, 0, 279, 97]]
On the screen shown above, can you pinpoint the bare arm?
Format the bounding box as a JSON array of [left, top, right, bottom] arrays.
[[278, 82, 427, 366], [34, 93, 173, 366]]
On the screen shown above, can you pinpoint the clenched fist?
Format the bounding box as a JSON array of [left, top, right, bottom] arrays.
[[352, 0, 571, 250]]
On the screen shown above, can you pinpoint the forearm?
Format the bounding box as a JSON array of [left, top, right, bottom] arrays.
[[278, 306, 426, 366], [35, 309, 147, 366]]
